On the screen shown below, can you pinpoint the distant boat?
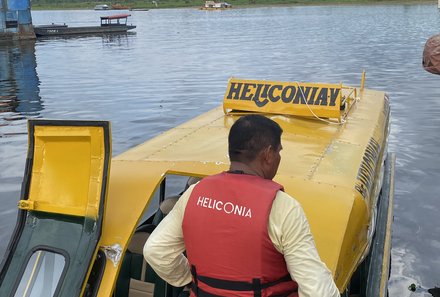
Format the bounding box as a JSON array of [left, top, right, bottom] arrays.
[[200, 0, 232, 10], [129, 8, 149, 11], [33, 14, 136, 37], [94, 4, 110, 10]]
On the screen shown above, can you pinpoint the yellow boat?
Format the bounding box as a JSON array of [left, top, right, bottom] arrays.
[[0, 73, 394, 297]]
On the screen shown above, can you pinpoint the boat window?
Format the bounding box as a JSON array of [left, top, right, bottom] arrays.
[[163, 174, 194, 197], [5, 11, 18, 28], [137, 174, 200, 226], [14, 250, 66, 297]]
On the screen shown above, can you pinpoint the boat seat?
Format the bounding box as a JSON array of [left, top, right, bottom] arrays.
[[114, 226, 166, 297], [152, 177, 201, 226], [183, 177, 201, 192], [118, 177, 201, 297], [152, 195, 180, 226], [149, 193, 194, 297]]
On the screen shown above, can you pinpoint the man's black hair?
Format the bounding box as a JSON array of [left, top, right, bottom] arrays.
[[228, 115, 283, 163]]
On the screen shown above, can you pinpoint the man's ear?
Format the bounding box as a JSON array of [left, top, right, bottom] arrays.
[[261, 145, 273, 164]]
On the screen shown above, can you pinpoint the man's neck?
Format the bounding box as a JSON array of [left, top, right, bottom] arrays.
[[229, 161, 264, 178]]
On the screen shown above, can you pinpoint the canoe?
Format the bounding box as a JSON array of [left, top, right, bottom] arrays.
[[0, 73, 394, 297]]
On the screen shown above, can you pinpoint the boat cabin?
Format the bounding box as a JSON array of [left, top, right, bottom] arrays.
[[100, 14, 132, 26], [0, 75, 394, 297]]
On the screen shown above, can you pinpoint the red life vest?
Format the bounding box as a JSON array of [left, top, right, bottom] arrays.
[[182, 172, 299, 297]]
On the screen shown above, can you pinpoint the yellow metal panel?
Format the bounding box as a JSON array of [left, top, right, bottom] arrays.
[[26, 126, 106, 218], [277, 175, 369, 290], [310, 141, 365, 186], [335, 192, 369, 289], [278, 177, 352, 269], [116, 108, 231, 161], [223, 78, 343, 119]]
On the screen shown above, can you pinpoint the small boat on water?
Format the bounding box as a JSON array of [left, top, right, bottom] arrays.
[[0, 74, 394, 297], [200, 0, 232, 10], [33, 14, 136, 37], [94, 4, 110, 10]]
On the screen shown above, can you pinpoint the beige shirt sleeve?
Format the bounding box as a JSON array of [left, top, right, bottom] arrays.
[[144, 186, 340, 296], [269, 191, 340, 297], [143, 185, 195, 287]]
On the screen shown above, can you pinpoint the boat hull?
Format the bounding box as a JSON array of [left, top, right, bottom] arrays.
[[200, 6, 231, 10], [33, 25, 136, 37]]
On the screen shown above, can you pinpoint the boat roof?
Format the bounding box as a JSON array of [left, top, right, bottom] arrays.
[[98, 77, 389, 294], [100, 14, 131, 20]]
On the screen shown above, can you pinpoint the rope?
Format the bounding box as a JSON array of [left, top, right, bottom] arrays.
[[293, 82, 358, 125]]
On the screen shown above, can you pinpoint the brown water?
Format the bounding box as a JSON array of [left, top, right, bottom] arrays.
[[1, 5, 440, 296]]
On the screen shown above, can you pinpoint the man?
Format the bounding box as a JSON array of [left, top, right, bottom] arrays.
[[144, 115, 340, 297]]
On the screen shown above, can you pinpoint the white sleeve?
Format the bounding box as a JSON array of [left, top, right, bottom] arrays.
[[143, 186, 194, 287], [269, 192, 340, 297]]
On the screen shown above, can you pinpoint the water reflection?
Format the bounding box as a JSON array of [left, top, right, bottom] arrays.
[[0, 95, 18, 113], [101, 32, 136, 48], [0, 40, 42, 125], [0, 40, 41, 260], [35, 32, 136, 48]]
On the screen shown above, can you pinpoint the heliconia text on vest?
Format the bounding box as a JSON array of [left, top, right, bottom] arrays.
[[196, 196, 252, 218]]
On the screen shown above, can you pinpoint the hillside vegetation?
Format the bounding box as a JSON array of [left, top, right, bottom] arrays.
[[30, 0, 433, 10]]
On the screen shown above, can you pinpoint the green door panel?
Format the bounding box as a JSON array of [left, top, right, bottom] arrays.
[[0, 120, 111, 297]]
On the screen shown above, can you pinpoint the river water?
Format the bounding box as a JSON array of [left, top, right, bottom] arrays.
[[1, 4, 440, 296]]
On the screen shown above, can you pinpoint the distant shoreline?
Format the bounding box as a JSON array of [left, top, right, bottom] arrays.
[[30, 0, 436, 11]]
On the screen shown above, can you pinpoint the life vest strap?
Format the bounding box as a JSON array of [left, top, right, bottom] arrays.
[[190, 285, 294, 297], [190, 285, 224, 297], [252, 278, 261, 297], [190, 265, 296, 296]]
